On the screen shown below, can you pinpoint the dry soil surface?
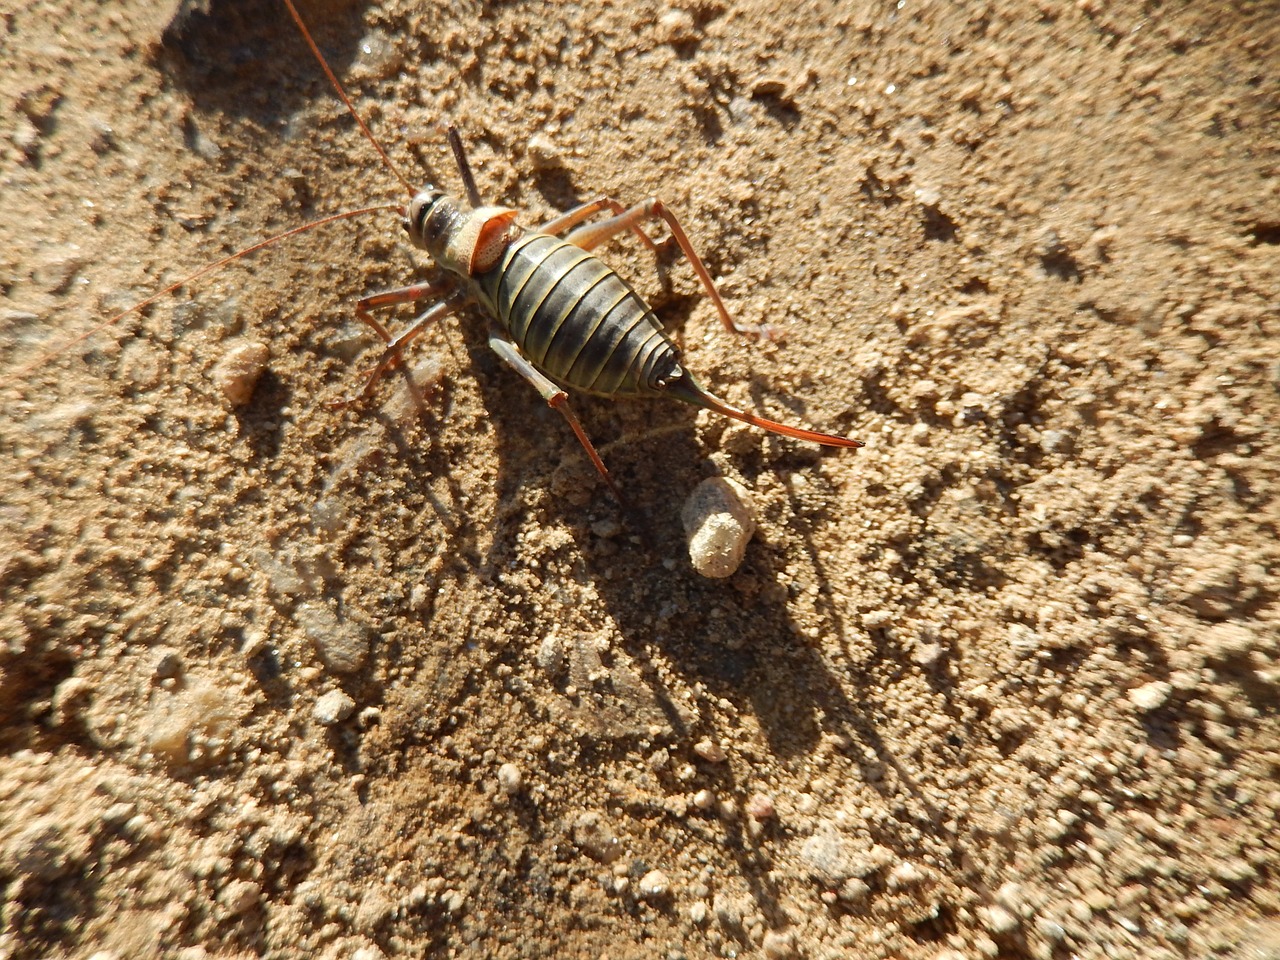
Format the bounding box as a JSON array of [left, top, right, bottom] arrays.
[[2, 1, 1278, 958]]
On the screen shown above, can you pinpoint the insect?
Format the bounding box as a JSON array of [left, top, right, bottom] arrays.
[[11, 0, 864, 503]]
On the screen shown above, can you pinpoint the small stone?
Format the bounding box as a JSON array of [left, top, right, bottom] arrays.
[[887, 860, 926, 891], [1035, 917, 1066, 941], [147, 680, 246, 767], [637, 868, 670, 900], [694, 789, 716, 810], [526, 132, 562, 170], [689, 901, 709, 925], [572, 811, 621, 863], [745, 792, 776, 821], [297, 601, 369, 674], [497, 762, 523, 796], [713, 891, 747, 930], [982, 904, 1020, 934], [1040, 429, 1073, 454], [11, 818, 77, 881], [682, 477, 756, 578], [762, 930, 798, 959], [217, 879, 261, 916], [152, 647, 184, 680], [1213, 857, 1257, 883], [693, 738, 727, 762], [914, 186, 942, 208], [590, 517, 622, 539], [101, 803, 137, 829], [211, 340, 269, 407], [1128, 680, 1172, 711], [51, 676, 94, 725], [656, 9, 700, 44], [313, 690, 356, 726], [839, 878, 870, 904], [1201, 622, 1259, 661]]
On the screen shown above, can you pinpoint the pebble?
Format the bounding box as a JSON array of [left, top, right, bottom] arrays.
[[147, 681, 245, 766], [1128, 680, 1172, 711], [713, 891, 747, 930], [497, 762, 523, 796], [313, 690, 356, 726], [1035, 917, 1066, 941], [296, 601, 369, 674], [152, 647, 184, 680], [887, 860, 927, 891], [637, 869, 670, 900], [681, 477, 756, 578], [51, 676, 94, 725], [571, 811, 621, 863], [839, 878, 870, 904], [762, 930, 798, 959], [1201, 621, 1258, 661], [211, 340, 269, 407], [982, 903, 1020, 934], [693, 738, 727, 762], [745, 792, 776, 821], [217, 879, 261, 916], [656, 9, 700, 44], [11, 818, 76, 881], [526, 132, 562, 170]]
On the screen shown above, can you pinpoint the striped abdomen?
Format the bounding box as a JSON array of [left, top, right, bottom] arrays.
[[473, 232, 679, 397]]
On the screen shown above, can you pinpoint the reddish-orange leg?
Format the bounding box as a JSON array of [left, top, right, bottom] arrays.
[[540, 197, 662, 254], [562, 198, 779, 341], [333, 280, 468, 405], [486, 333, 623, 502]]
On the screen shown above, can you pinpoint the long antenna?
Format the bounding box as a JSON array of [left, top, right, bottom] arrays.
[[0, 205, 400, 388], [280, 0, 415, 197], [445, 125, 483, 208]]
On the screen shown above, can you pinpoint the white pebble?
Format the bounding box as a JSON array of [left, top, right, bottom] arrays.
[[638, 868, 670, 900], [982, 903, 1020, 934], [681, 477, 756, 578], [313, 690, 356, 726], [1129, 680, 1172, 711], [526, 132, 562, 170], [211, 340, 269, 407], [497, 762, 523, 796], [657, 9, 700, 44]]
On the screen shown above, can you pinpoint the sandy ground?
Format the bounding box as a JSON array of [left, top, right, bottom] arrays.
[[2, 0, 1278, 957]]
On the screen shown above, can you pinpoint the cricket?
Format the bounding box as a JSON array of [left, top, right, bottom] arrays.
[[9, 0, 864, 502]]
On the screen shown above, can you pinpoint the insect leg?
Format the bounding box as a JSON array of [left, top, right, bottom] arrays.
[[540, 197, 660, 253], [487, 333, 623, 502], [355, 280, 455, 345], [335, 295, 469, 406], [565, 199, 777, 341]]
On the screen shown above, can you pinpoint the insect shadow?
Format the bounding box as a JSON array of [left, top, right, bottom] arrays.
[[159, 0, 374, 123]]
